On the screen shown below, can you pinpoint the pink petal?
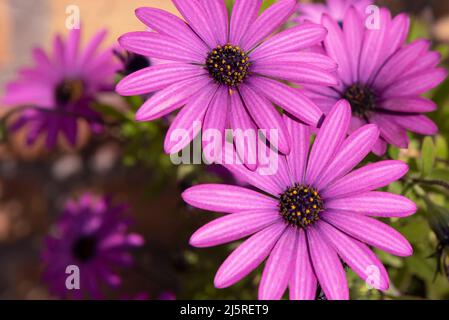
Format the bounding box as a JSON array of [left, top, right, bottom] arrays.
[[379, 97, 437, 113], [307, 226, 349, 300], [314, 124, 380, 190], [182, 184, 278, 214], [190, 210, 281, 248], [172, 0, 217, 48], [382, 68, 447, 98], [318, 222, 389, 291], [240, 0, 297, 51], [252, 61, 338, 86], [322, 14, 352, 85], [358, 8, 391, 84], [229, 93, 259, 171], [259, 227, 297, 300], [248, 76, 323, 126], [290, 229, 317, 300], [343, 7, 365, 83], [116, 63, 206, 96], [322, 210, 413, 256], [229, 0, 262, 45], [118, 32, 205, 63], [284, 115, 311, 184], [393, 115, 438, 135], [305, 100, 351, 186], [239, 84, 291, 155], [202, 87, 229, 163], [250, 23, 327, 60], [371, 114, 409, 149], [214, 223, 286, 288], [164, 86, 216, 154], [200, 0, 229, 45], [135, 76, 211, 121], [326, 191, 417, 217], [135, 7, 209, 53], [322, 160, 409, 199]]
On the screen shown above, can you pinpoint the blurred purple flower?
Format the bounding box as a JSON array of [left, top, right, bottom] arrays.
[[301, 7, 447, 155], [2, 28, 118, 148], [116, 0, 338, 164], [42, 193, 144, 299], [182, 100, 416, 300], [295, 0, 373, 24]]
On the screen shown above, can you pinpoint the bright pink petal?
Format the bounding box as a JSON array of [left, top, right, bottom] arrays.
[[201, 0, 229, 45], [251, 23, 327, 60], [229, 93, 258, 171], [284, 116, 310, 184], [307, 226, 349, 300], [322, 160, 409, 199], [118, 32, 205, 63], [248, 76, 323, 126], [164, 86, 217, 154], [135, 76, 211, 121], [240, 0, 297, 51], [116, 64, 206, 95], [202, 87, 229, 163], [318, 222, 389, 291], [135, 7, 209, 53], [322, 14, 351, 85], [190, 210, 281, 248], [259, 227, 297, 300], [214, 223, 286, 288], [326, 191, 417, 217], [290, 229, 317, 300], [239, 84, 291, 155], [252, 61, 338, 86], [172, 0, 217, 48], [182, 184, 278, 214], [323, 210, 413, 256], [314, 124, 380, 190], [229, 0, 262, 45], [305, 100, 351, 185]]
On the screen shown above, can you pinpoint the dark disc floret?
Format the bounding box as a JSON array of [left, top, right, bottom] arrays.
[[55, 79, 85, 107], [206, 44, 251, 87], [72, 236, 97, 262], [343, 83, 377, 118], [279, 184, 324, 229]]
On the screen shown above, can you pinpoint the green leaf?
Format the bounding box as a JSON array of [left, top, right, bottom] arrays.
[[420, 137, 436, 178]]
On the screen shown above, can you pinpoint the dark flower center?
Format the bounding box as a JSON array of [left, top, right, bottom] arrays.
[[55, 79, 84, 107], [279, 184, 324, 229], [343, 84, 377, 118], [206, 44, 251, 87], [72, 236, 97, 262]]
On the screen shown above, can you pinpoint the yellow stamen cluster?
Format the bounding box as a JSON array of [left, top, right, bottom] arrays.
[[279, 184, 324, 229], [206, 44, 251, 87]]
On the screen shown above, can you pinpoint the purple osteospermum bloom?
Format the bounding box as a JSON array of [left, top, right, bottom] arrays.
[[42, 194, 144, 299], [301, 7, 447, 155], [2, 29, 118, 148], [116, 0, 339, 162], [182, 100, 416, 300], [295, 0, 373, 24]]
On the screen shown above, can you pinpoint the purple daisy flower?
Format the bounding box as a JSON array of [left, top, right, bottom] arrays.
[[301, 7, 447, 155], [42, 193, 144, 299], [182, 100, 416, 300], [116, 0, 339, 162], [2, 28, 118, 148], [295, 0, 373, 24]]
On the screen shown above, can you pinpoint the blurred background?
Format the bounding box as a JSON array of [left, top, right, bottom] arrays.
[[0, 0, 449, 300]]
